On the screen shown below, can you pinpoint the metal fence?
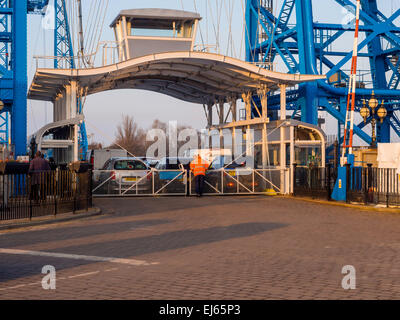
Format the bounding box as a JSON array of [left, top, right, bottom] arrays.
[[294, 165, 400, 207], [293, 165, 337, 200], [0, 169, 93, 221], [348, 166, 400, 207], [189, 169, 283, 195], [92, 168, 284, 197]]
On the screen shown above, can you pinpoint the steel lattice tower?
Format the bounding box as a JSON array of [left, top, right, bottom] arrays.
[[246, 0, 400, 149], [54, 0, 88, 160], [0, 0, 49, 156]]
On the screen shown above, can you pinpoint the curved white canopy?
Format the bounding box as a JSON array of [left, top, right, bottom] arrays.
[[28, 51, 326, 104]]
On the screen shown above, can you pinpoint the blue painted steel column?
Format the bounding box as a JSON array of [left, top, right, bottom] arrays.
[[0, 0, 11, 146], [378, 117, 391, 143], [296, 0, 318, 125], [0, 111, 9, 144], [361, 0, 390, 142], [12, 0, 27, 156], [245, 0, 259, 63]]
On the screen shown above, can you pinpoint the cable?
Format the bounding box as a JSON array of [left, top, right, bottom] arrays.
[[208, 0, 219, 53], [27, 17, 43, 134], [91, 0, 109, 66], [240, 0, 256, 63], [216, 0, 223, 54], [223, 0, 236, 57], [193, 0, 205, 50]]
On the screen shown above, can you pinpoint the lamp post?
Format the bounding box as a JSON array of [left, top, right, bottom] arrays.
[[360, 91, 387, 148]]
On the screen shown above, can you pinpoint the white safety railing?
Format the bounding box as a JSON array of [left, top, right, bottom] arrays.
[[189, 169, 283, 196], [92, 168, 287, 197], [92, 169, 188, 197], [34, 41, 119, 69]]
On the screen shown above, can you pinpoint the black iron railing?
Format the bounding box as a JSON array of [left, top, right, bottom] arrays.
[[294, 164, 400, 207], [0, 169, 93, 221], [348, 166, 400, 207], [293, 164, 337, 200]]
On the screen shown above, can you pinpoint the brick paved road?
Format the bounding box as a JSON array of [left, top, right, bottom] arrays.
[[0, 196, 400, 299]]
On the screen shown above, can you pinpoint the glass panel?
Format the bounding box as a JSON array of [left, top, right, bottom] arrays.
[[131, 21, 193, 38], [295, 146, 322, 167], [267, 145, 280, 166], [131, 28, 175, 37], [114, 160, 147, 170]]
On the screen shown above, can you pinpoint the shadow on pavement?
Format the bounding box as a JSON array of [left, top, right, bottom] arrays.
[[0, 219, 173, 248], [94, 196, 266, 217], [0, 222, 287, 284], [51, 222, 287, 259]]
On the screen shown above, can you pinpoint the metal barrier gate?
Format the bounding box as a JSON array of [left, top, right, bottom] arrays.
[[92, 168, 285, 197], [188, 169, 283, 196]]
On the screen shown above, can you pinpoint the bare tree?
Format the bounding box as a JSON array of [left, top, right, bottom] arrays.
[[88, 142, 103, 150], [112, 117, 200, 158], [149, 119, 200, 156], [112, 115, 146, 156]]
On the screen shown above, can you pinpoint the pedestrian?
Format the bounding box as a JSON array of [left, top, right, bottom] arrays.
[[48, 157, 57, 171], [190, 154, 209, 197], [29, 151, 51, 202]]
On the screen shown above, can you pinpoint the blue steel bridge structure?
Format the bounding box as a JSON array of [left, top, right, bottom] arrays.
[[245, 0, 400, 149], [0, 0, 86, 158], [1, 0, 400, 159]]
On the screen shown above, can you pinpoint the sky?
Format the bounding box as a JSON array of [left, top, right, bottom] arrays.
[[26, 0, 400, 146]]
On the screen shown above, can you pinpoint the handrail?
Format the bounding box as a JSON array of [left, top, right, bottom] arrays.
[[33, 41, 119, 69]]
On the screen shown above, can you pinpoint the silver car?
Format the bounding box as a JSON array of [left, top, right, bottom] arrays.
[[96, 157, 151, 195]]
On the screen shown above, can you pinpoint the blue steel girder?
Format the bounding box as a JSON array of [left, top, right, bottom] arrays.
[[262, 0, 296, 61], [250, 4, 299, 72], [0, 0, 10, 79], [313, 2, 400, 87], [247, 0, 299, 67], [278, 0, 296, 31], [0, 0, 11, 148], [390, 112, 400, 137], [0, 0, 48, 154], [361, 0, 387, 89], [333, 0, 400, 49], [11, 0, 28, 155], [53, 1, 87, 160], [0, 110, 8, 144], [246, 0, 400, 144], [321, 99, 372, 144], [387, 57, 400, 89], [54, 0, 74, 69], [318, 30, 345, 51], [27, 0, 49, 13]]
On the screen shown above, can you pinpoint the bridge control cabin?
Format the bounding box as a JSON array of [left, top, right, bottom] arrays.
[[111, 9, 201, 61]]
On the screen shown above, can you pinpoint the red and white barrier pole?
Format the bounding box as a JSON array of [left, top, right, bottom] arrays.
[[341, 0, 361, 165]]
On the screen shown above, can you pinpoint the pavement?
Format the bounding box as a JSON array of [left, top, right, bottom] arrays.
[[0, 196, 400, 300], [0, 207, 102, 231]]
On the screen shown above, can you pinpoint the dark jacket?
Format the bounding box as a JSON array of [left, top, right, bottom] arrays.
[[29, 157, 51, 185]]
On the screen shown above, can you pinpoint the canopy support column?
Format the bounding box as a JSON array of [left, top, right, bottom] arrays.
[[206, 102, 214, 149], [229, 97, 237, 158], [218, 99, 225, 149], [258, 85, 269, 170], [280, 84, 287, 193]]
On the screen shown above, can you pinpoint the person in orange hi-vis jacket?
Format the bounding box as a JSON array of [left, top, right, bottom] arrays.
[[190, 154, 209, 197]]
